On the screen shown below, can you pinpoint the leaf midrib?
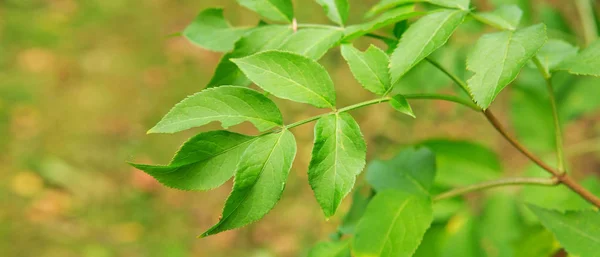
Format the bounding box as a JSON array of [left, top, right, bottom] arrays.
[[375, 198, 411, 256]]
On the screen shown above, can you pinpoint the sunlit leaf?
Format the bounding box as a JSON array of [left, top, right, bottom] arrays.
[[341, 44, 391, 95], [367, 0, 470, 18], [337, 188, 371, 235], [366, 147, 435, 195], [390, 10, 467, 85], [389, 94, 415, 117], [557, 39, 600, 77], [237, 0, 294, 22], [316, 0, 349, 26], [202, 130, 297, 236], [528, 205, 600, 257], [130, 131, 255, 190], [183, 8, 249, 52], [148, 86, 283, 133], [473, 5, 523, 30], [233, 50, 337, 108], [536, 39, 578, 75], [309, 113, 366, 217], [308, 239, 351, 257], [353, 190, 433, 257], [280, 28, 344, 60], [344, 5, 422, 41]]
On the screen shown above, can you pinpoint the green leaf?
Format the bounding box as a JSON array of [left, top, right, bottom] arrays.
[[389, 94, 415, 117], [129, 131, 255, 190], [473, 5, 523, 30], [233, 51, 337, 108], [367, 0, 470, 18], [337, 188, 371, 235], [420, 139, 502, 187], [536, 39, 578, 76], [414, 212, 484, 257], [366, 147, 435, 195], [341, 44, 391, 95], [182, 8, 249, 52], [528, 205, 600, 257], [352, 190, 433, 257], [308, 239, 351, 257], [148, 86, 282, 134], [237, 0, 294, 22], [316, 0, 349, 26], [202, 130, 297, 237], [557, 39, 600, 77], [344, 5, 422, 41], [479, 193, 523, 257], [466, 24, 547, 109], [308, 113, 366, 217], [390, 10, 467, 85], [207, 25, 292, 88], [279, 28, 344, 60]]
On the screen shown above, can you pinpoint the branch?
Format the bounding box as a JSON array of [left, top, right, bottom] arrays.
[[434, 177, 559, 202]]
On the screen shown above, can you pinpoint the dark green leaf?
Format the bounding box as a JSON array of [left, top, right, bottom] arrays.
[[341, 44, 391, 95], [466, 24, 547, 109], [353, 190, 433, 257], [366, 147, 435, 195], [308, 113, 366, 217], [148, 86, 283, 134], [316, 0, 349, 26], [130, 131, 255, 190], [390, 10, 467, 85], [557, 39, 600, 77], [389, 94, 415, 117], [202, 130, 297, 236], [237, 0, 294, 22], [279, 28, 343, 60], [207, 25, 292, 88], [233, 51, 337, 108], [183, 8, 249, 52], [528, 205, 600, 257]]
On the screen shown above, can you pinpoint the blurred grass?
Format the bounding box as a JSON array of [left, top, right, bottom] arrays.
[[0, 0, 598, 257]]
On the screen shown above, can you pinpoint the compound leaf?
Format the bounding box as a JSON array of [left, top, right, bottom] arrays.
[[466, 23, 547, 109], [366, 147, 435, 196], [353, 190, 433, 257], [149, 86, 283, 134], [280, 28, 344, 60], [130, 131, 256, 190], [233, 51, 337, 108], [183, 8, 249, 52], [390, 9, 467, 85], [237, 0, 294, 22], [309, 113, 366, 217], [207, 25, 292, 88], [202, 130, 297, 237], [341, 44, 391, 95], [557, 39, 600, 77], [316, 0, 350, 26], [528, 205, 600, 257]]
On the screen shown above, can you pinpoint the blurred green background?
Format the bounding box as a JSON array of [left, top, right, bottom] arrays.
[[1, 0, 599, 256]]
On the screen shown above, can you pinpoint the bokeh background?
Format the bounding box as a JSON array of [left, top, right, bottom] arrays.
[[1, 0, 599, 256]]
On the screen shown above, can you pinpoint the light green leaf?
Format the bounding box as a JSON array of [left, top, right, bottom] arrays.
[[389, 94, 415, 117], [148, 86, 283, 134], [513, 226, 559, 257], [309, 113, 366, 217], [237, 0, 294, 22], [233, 51, 337, 108], [473, 5, 523, 30], [316, 0, 349, 26], [344, 5, 422, 41], [308, 239, 351, 257], [414, 212, 484, 257], [557, 39, 600, 77], [201, 130, 297, 237], [528, 205, 600, 257], [479, 193, 523, 257], [129, 131, 255, 190], [352, 190, 433, 257], [366, 147, 435, 195], [367, 0, 470, 18], [390, 10, 467, 85], [536, 39, 578, 76], [420, 139, 502, 187], [207, 25, 292, 88], [466, 24, 547, 109], [341, 44, 391, 95], [279, 28, 344, 60], [183, 8, 249, 52], [337, 188, 371, 235]]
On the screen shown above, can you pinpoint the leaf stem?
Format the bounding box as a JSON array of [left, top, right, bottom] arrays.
[[296, 23, 343, 30], [575, 0, 598, 46], [425, 57, 472, 97], [404, 93, 479, 111], [434, 177, 559, 202], [533, 57, 566, 174]]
